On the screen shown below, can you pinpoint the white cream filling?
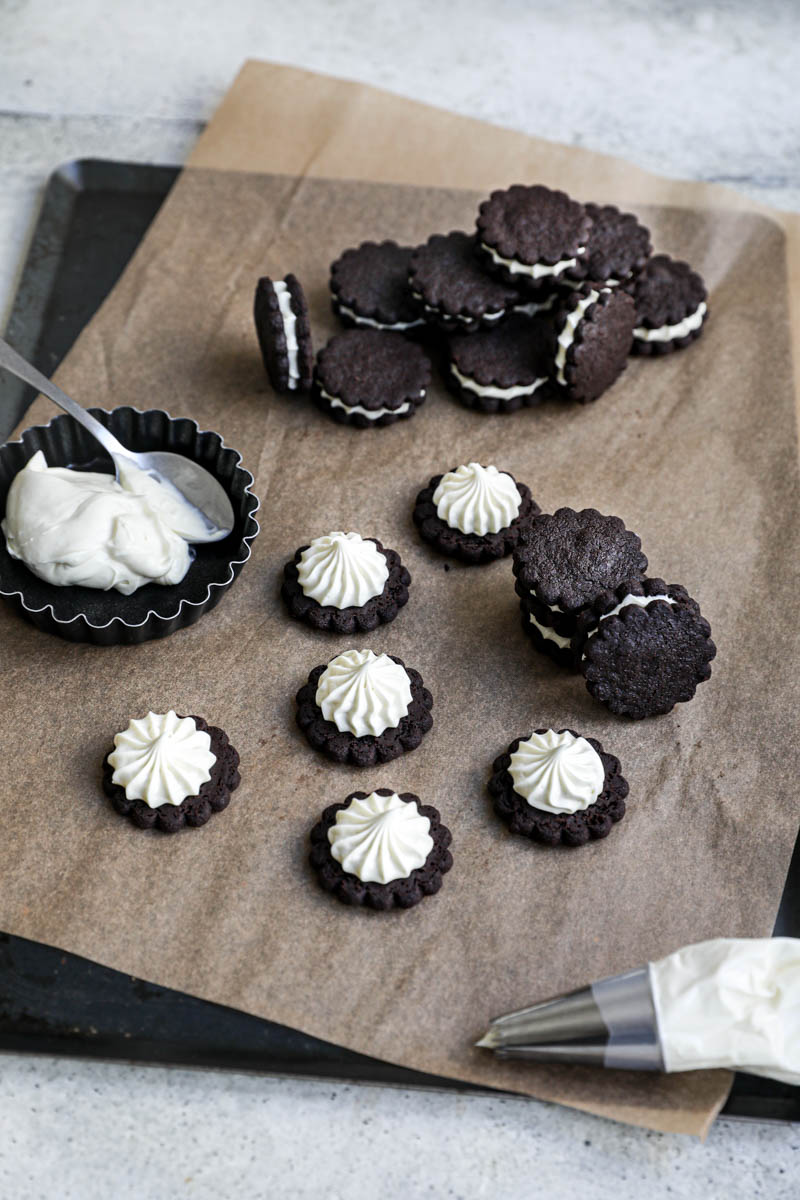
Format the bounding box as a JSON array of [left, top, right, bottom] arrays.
[[320, 387, 413, 421], [335, 302, 425, 332], [450, 363, 547, 401], [513, 294, 557, 316], [481, 242, 584, 280], [274, 281, 300, 388], [410, 290, 505, 325], [554, 288, 606, 386], [528, 611, 572, 651], [634, 301, 707, 343]]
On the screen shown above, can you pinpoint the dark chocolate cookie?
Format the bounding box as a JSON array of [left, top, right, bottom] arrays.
[[330, 240, 425, 332], [282, 536, 411, 633], [565, 203, 651, 286], [580, 597, 716, 719], [512, 507, 648, 613], [572, 576, 700, 648], [309, 789, 453, 910], [413, 466, 540, 564], [254, 274, 314, 393], [296, 654, 433, 765], [476, 185, 591, 292], [517, 593, 579, 671], [488, 729, 628, 847], [625, 254, 708, 355], [313, 329, 431, 428], [408, 231, 521, 332], [103, 716, 241, 833], [550, 285, 636, 403], [446, 313, 554, 414]]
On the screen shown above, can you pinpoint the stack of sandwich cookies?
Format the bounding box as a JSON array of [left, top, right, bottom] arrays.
[[282, 532, 410, 633], [329, 240, 425, 333], [513, 508, 648, 668], [296, 648, 433, 765], [488, 728, 628, 847], [408, 232, 522, 333], [254, 274, 314, 393], [626, 255, 708, 355], [309, 789, 453, 910], [103, 710, 241, 833], [445, 314, 554, 414], [550, 285, 636, 403], [313, 329, 431, 427], [562, 203, 652, 288], [476, 185, 591, 291], [413, 463, 539, 563]]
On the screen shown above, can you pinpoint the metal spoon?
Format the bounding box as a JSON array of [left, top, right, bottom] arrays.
[[0, 337, 234, 539]]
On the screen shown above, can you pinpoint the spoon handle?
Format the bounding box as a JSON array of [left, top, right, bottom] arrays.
[[0, 337, 131, 462]]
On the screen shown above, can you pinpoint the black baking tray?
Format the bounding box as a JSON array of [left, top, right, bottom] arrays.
[[1, 159, 797, 1122]]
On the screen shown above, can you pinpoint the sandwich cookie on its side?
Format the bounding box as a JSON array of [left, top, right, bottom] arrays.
[[281, 531, 411, 633], [476, 185, 592, 292], [413, 463, 539, 564], [329, 240, 425, 333], [626, 255, 708, 355], [408, 231, 522, 333], [313, 329, 431, 428], [254, 274, 314, 393], [445, 314, 554, 414], [550, 284, 636, 403], [309, 789, 453, 910], [488, 728, 629, 847]]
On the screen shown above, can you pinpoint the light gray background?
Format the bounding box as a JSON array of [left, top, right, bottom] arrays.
[[0, 1, 798, 1195]]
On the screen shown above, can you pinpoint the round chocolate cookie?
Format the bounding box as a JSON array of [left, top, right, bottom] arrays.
[[580, 596, 716, 719], [309, 789, 453, 910], [330, 240, 425, 333], [572, 576, 701, 649], [446, 313, 554, 414], [253, 274, 314, 393], [296, 651, 433, 765], [550, 285, 636, 403], [408, 231, 521, 333], [313, 329, 431, 428], [488, 729, 628, 847], [565, 203, 651, 287], [103, 714, 241, 833], [517, 591, 579, 671], [282, 533, 411, 633], [512, 507, 648, 615], [626, 254, 708, 355], [413, 464, 539, 564], [476, 185, 591, 292]]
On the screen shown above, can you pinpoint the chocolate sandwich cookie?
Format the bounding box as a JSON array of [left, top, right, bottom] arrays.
[[488, 728, 628, 847], [564, 203, 652, 287], [517, 590, 579, 671], [413, 463, 539, 564], [626, 254, 708, 355], [330, 240, 425, 333], [313, 329, 431, 428], [103, 710, 240, 833], [476, 185, 591, 292], [580, 587, 716, 719], [445, 314, 554, 414], [309, 789, 453, 910], [282, 531, 411, 633], [408, 231, 522, 333], [296, 649, 433, 765], [254, 274, 314, 393], [550, 284, 636, 403]]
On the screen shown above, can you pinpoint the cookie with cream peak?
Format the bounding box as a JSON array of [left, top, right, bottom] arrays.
[[488, 728, 629, 847], [625, 254, 708, 355], [254, 274, 313, 393], [445, 314, 555, 414], [102, 711, 240, 833], [549, 284, 635, 403], [295, 649, 433, 766], [408, 231, 522, 333], [413, 463, 539, 564], [476, 185, 592, 293], [330, 240, 425, 333], [282, 532, 411, 633], [309, 789, 453, 910], [313, 329, 431, 428]]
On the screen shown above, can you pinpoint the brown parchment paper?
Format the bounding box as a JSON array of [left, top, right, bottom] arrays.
[[1, 165, 799, 1139]]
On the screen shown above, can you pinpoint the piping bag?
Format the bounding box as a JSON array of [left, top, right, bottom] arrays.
[[476, 938, 800, 1085]]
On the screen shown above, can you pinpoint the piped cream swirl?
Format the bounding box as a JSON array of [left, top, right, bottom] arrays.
[[108, 710, 216, 808], [297, 532, 389, 609], [315, 649, 412, 737], [433, 462, 520, 536], [509, 729, 604, 814], [328, 791, 433, 883]]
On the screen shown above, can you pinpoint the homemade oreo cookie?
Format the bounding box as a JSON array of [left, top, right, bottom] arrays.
[[309, 789, 453, 910], [550, 285, 636, 403], [103, 710, 241, 833], [446, 314, 553, 414], [565, 202, 651, 287], [282, 531, 410, 633], [477, 185, 591, 291], [626, 254, 708, 355], [488, 728, 628, 847], [295, 649, 433, 765], [330, 240, 425, 333], [254, 274, 314, 393], [413, 463, 539, 564], [313, 329, 431, 427], [408, 231, 521, 333]]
